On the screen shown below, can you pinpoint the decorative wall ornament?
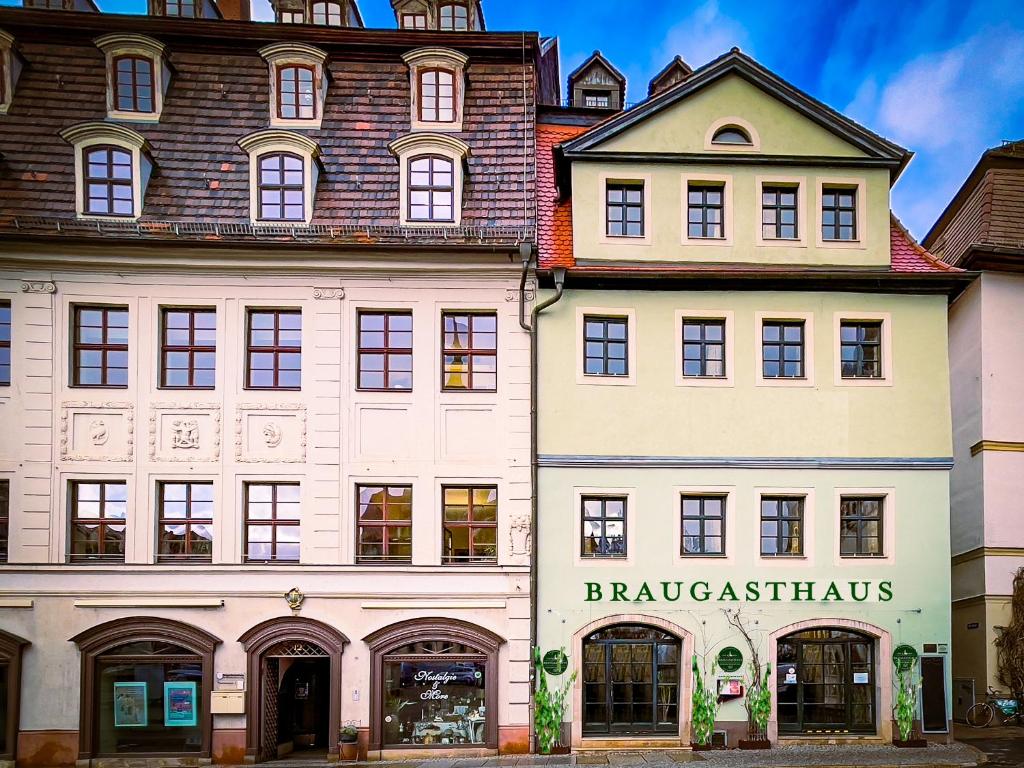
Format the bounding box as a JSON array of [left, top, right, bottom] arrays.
[[312, 287, 345, 300], [505, 284, 535, 302], [284, 587, 305, 615], [171, 419, 200, 449], [60, 402, 135, 462], [510, 514, 532, 557], [89, 419, 109, 446], [21, 281, 57, 294], [148, 403, 221, 462], [262, 422, 283, 448], [235, 403, 307, 463]]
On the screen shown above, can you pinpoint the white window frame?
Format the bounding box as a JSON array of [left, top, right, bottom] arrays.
[[60, 122, 152, 221], [573, 486, 635, 567], [388, 132, 470, 227], [673, 485, 735, 564], [238, 129, 322, 226], [258, 42, 329, 130], [94, 33, 169, 122], [833, 311, 893, 387], [755, 175, 807, 247], [598, 172, 652, 246], [575, 306, 636, 386], [754, 310, 815, 387], [0, 29, 23, 116], [674, 309, 734, 387], [402, 47, 468, 132], [681, 172, 733, 246], [755, 488, 815, 567], [816, 176, 867, 249], [833, 487, 896, 566], [703, 116, 761, 152]]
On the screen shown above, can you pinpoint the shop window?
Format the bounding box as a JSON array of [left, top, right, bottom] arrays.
[[840, 497, 883, 557], [244, 483, 300, 562], [0, 480, 8, 563], [583, 315, 628, 376], [442, 486, 497, 564], [160, 308, 215, 389], [356, 484, 412, 563], [157, 482, 213, 563], [357, 311, 412, 391], [246, 309, 301, 390], [580, 496, 625, 558], [760, 496, 804, 556], [69, 480, 127, 562], [681, 318, 725, 378], [680, 495, 725, 555], [762, 320, 804, 379], [441, 312, 496, 391], [0, 301, 9, 386]]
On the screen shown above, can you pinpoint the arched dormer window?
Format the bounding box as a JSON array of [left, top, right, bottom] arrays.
[[94, 34, 170, 122], [389, 132, 469, 227], [0, 29, 23, 116], [704, 117, 761, 151], [402, 47, 468, 131], [238, 130, 322, 225], [60, 122, 153, 220], [712, 126, 751, 145], [311, 0, 342, 25], [259, 42, 328, 129]]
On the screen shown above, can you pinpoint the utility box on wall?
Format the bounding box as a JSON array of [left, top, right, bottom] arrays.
[[211, 690, 246, 714]]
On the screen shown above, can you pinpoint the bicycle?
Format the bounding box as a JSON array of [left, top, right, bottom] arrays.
[[965, 687, 1022, 727]]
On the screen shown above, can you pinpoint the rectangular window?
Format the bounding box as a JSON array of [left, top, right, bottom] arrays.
[[244, 483, 300, 562], [84, 146, 134, 217], [357, 311, 412, 390], [840, 321, 882, 378], [584, 91, 610, 108], [605, 182, 644, 237], [687, 184, 724, 238], [0, 480, 8, 563], [442, 312, 496, 391], [114, 56, 154, 113], [278, 65, 315, 120], [840, 497, 883, 557], [0, 301, 10, 386], [280, 10, 304, 22], [680, 495, 725, 555], [157, 482, 213, 563], [583, 315, 628, 376], [164, 0, 195, 16], [419, 69, 455, 123], [246, 309, 301, 389], [762, 320, 804, 378], [401, 12, 426, 28], [161, 308, 216, 389], [760, 496, 804, 556], [681, 319, 725, 378], [439, 2, 468, 30], [73, 305, 129, 387], [442, 486, 497, 564], [581, 496, 626, 558], [69, 480, 127, 562], [822, 187, 857, 240], [356, 484, 412, 563], [408, 155, 455, 222], [762, 185, 798, 239]]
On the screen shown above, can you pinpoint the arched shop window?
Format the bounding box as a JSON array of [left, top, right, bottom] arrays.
[[71, 618, 220, 759], [364, 618, 503, 752]]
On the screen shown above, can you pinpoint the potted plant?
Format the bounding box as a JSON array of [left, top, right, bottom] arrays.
[[534, 646, 575, 754], [338, 725, 359, 761], [893, 668, 926, 747], [738, 661, 772, 749], [690, 656, 721, 750]]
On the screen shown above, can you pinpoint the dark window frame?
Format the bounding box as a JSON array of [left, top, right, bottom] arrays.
[[72, 305, 129, 388], [162, 0, 196, 17], [840, 320, 883, 379], [0, 300, 10, 387], [279, 9, 304, 22], [681, 318, 725, 378], [418, 67, 456, 123], [357, 310, 413, 391], [276, 64, 316, 121], [407, 154, 455, 223], [605, 181, 644, 238], [0, 480, 8, 563], [840, 496, 884, 558], [442, 485, 498, 565], [761, 184, 799, 240], [438, 2, 468, 30], [311, 0, 342, 25], [69, 480, 127, 563], [243, 482, 300, 563], [687, 183, 725, 239], [400, 12, 426, 28], [583, 90, 611, 108], [760, 496, 805, 557], [761, 320, 805, 379], [822, 186, 858, 241], [256, 151, 305, 222], [441, 311, 497, 392], [680, 495, 726, 556], [583, 315, 629, 377], [355, 484, 413, 564], [156, 481, 214, 563], [711, 126, 751, 144], [580, 496, 627, 559], [160, 307, 216, 390], [83, 145, 134, 218], [112, 55, 155, 113], [245, 308, 301, 391]]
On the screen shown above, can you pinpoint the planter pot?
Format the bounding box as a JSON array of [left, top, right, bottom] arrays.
[[338, 741, 359, 761], [540, 745, 571, 755], [689, 743, 723, 751], [738, 739, 772, 750], [893, 738, 928, 748]]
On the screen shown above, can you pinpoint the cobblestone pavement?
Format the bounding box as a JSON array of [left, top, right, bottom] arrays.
[[954, 722, 1024, 767]]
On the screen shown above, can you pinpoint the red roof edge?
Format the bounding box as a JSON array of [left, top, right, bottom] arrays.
[[889, 213, 963, 273]]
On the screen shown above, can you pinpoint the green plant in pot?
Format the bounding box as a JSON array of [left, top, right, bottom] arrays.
[[338, 724, 359, 761], [690, 656, 720, 749], [534, 646, 576, 754], [743, 661, 772, 747], [893, 668, 923, 746]]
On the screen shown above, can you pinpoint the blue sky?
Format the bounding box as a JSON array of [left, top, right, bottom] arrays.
[[7, 0, 1023, 238]]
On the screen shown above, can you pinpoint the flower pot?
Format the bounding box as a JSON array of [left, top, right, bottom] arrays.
[[338, 740, 359, 761], [893, 738, 928, 748], [541, 745, 571, 755], [738, 739, 771, 750], [689, 742, 722, 751]]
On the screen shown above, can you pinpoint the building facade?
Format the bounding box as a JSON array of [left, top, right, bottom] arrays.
[[0, 4, 546, 765], [534, 51, 971, 748], [924, 140, 1024, 714]]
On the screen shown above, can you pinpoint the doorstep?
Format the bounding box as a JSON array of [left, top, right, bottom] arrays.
[[776, 735, 886, 746], [576, 738, 688, 752]]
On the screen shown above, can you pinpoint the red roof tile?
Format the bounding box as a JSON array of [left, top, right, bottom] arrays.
[[890, 214, 962, 273], [537, 122, 587, 269]]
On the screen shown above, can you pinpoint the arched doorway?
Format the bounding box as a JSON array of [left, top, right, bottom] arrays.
[[776, 627, 877, 735], [363, 618, 503, 753], [0, 629, 29, 763], [70, 618, 219, 761], [239, 617, 348, 763]]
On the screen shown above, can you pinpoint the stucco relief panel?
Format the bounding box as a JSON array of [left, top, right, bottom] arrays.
[[148, 403, 222, 462], [60, 401, 135, 461], [440, 406, 498, 461], [235, 403, 307, 463]]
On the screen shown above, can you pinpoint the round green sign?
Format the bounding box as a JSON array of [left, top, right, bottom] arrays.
[[717, 646, 744, 673], [893, 644, 918, 672], [542, 649, 568, 676]]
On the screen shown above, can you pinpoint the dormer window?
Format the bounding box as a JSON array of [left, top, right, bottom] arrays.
[[23, 0, 74, 8], [239, 130, 322, 226], [567, 50, 626, 110], [281, 10, 304, 22], [272, 0, 362, 25], [95, 34, 169, 122], [61, 122, 153, 220], [401, 12, 426, 28], [0, 29, 22, 115], [389, 132, 470, 227], [402, 47, 467, 131], [259, 43, 328, 129], [311, 0, 342, 25], [712, 126, 751, 145], [163, 0, 196, 16], [583, 91, 610, 108], [439, 2, 468, 30]]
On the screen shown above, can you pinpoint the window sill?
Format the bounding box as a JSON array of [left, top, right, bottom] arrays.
[[242, 386, 302, 391], [676, 374, 733, 388], [68, 384, 130, 390], [107, 109, 161, 123], [579, 373, 636, 387], [157, 386, 217, 391], [680, 553, 728, 558], [682, 236, 733, 247], [760, 554, 807, 559]]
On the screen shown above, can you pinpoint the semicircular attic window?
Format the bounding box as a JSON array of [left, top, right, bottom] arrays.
[[712, 125, 752, 145]]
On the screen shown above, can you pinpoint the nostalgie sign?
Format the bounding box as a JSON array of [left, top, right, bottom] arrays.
[[583, 579, 894, 603], [892, 644, 919, 673], [113, 682, 148, 728], [164, 682, 198, 727], [717, 647, 743, 673], [542, 650, 569, 676]]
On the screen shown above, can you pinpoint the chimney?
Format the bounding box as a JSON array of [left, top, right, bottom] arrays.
[[216, 0, 250, 20]]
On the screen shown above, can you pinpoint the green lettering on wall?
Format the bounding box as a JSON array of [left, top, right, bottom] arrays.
[[611, 582, 628, 602], [690, 581, 711, 601], [822, 582, 844, 602], [586, 582, 603, 602], [718, 582, 739, 601], [635, 582, 655, 602], [745, 581, 761, 601], [661, 581, 684, 601], [849, 581, 869, 602], [792, 581, 814, 601], [879, 581, 893, 602], [766, 581, 785, 601]]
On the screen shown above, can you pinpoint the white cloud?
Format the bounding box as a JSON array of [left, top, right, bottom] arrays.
[[650, 0, 751, 73]]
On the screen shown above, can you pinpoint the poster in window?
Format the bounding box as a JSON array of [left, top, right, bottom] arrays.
[[164, 681, 198, 727], [113, 682, 148, 728]]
